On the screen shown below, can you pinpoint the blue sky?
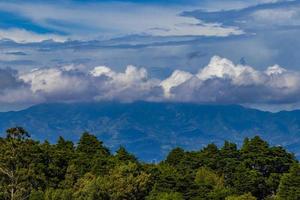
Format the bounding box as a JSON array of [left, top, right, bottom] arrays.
[[0, 0, 293, 70], [1, 0, 300, 111]]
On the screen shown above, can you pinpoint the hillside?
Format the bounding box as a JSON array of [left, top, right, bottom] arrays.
[[0, 102, 300, 161]]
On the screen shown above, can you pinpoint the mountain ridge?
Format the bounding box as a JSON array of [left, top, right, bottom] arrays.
[[0, 101, 299, 161]]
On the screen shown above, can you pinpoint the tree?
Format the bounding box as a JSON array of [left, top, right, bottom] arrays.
[[226, 193, 256, 200], [150, 164, 180, 193], [195, 167, 224, 187], [91, 156, 115, 177], [220, 141, 239, 159], [0, 129, 298, 200], [44, 188, 73, 200], [0, 127, 39, 200], [194, 167, 230, 199], [73, 132, 110, 177], [104, 162, 151, 200], [76, 132, 109, 157], [219, 141, 240, 178], [72, 173, 109, 200], [115, 146, 137, 163], [56, 136, 74, 152], [6, 127, 30, 140], [41, 137, 75, 188], [241, 136, 270, 174], [238, 136, 295, 198], [61, 164, 80, 189], [146, 192, 183, 200], [29, 190, 44, 200], [277, 164, 300, 200], [199, 143, 220, 170], [230, 163, 265, 198], [165, 147, 185, 167], [74, 163, 151, 200]]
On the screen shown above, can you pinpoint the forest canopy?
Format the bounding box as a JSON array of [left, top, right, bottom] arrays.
[[0, 127, 299, 200]]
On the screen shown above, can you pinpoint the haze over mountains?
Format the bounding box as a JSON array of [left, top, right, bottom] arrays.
[[0, 101, 299, 161]]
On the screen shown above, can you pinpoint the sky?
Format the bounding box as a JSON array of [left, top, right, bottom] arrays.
[[1, 0, 300, 111]]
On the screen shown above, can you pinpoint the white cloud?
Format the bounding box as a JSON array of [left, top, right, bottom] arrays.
[[20, 68, 91, 99], [144, 18, 243, 37], [161, 70, 193, 97], [167, 56, 300, 104], [91, 65, 162, 102], [0, 1, 243, 39], [265, 65, 286, 76], [2, 56, 300, 109], [196, 56, 264, 85], [0, 28, 67, 43], [251, 8, 300, 25], [19, 64, 162, 103], [90, 66, 115, 77]]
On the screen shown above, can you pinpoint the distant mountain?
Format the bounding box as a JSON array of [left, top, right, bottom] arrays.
[[0, 102, 300, 161]]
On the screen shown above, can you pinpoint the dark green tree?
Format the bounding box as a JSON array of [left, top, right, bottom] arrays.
[[115, 146, 137, 163], [73, 132, 110, 177], [277, 163, 300, 200], [76, 132, 110, 157], [165, 147, 185, 167]]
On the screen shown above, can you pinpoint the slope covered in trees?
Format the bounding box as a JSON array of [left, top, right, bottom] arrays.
[[0, 127, 299, 200], [2, 102, 300, 162]]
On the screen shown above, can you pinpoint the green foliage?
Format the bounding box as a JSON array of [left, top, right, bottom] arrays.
[[74, 163, 151, 200], [150, 163, 181, 194], [195, 167, 224, 187], [193, 167, 231, 200], [44, 189, 73, 200], [230, 163, 265, 197], [146, 191, 184, 200], [225, 193, 257, 200], [277, 164, 300, 200], [115, 146, 137, 163], [97, 162, 151, 200], [6, 127, 30, 140], [71, 132, 111, 178], [29, 190, 44, 200], [166, 147, 185, 167], [77, 132, 109, 157], [72, 173, 109, 200], [0, 128, 298, 200], [0, 127, 44, 200]]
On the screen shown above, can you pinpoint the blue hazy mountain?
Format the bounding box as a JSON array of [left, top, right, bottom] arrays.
[[0, 102, 299, 161]]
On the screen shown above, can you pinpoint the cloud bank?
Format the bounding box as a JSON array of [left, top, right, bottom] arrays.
[[2, 56, 300, 110], [0, 1, 243, 42]]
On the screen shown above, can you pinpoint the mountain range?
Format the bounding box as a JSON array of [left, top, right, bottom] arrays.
[[0, 102, 300, 161]]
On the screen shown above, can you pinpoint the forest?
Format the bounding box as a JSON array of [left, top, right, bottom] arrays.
[[0, 127, 299, 200]]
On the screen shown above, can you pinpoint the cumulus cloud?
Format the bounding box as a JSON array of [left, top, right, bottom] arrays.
[[2, 56, 300, 108], [20, 67, 93, 102], [166, 56, 300, 104], [18, 64, 163, 104], [161, 70, 193, 97], [89, 65, 163, 102]]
